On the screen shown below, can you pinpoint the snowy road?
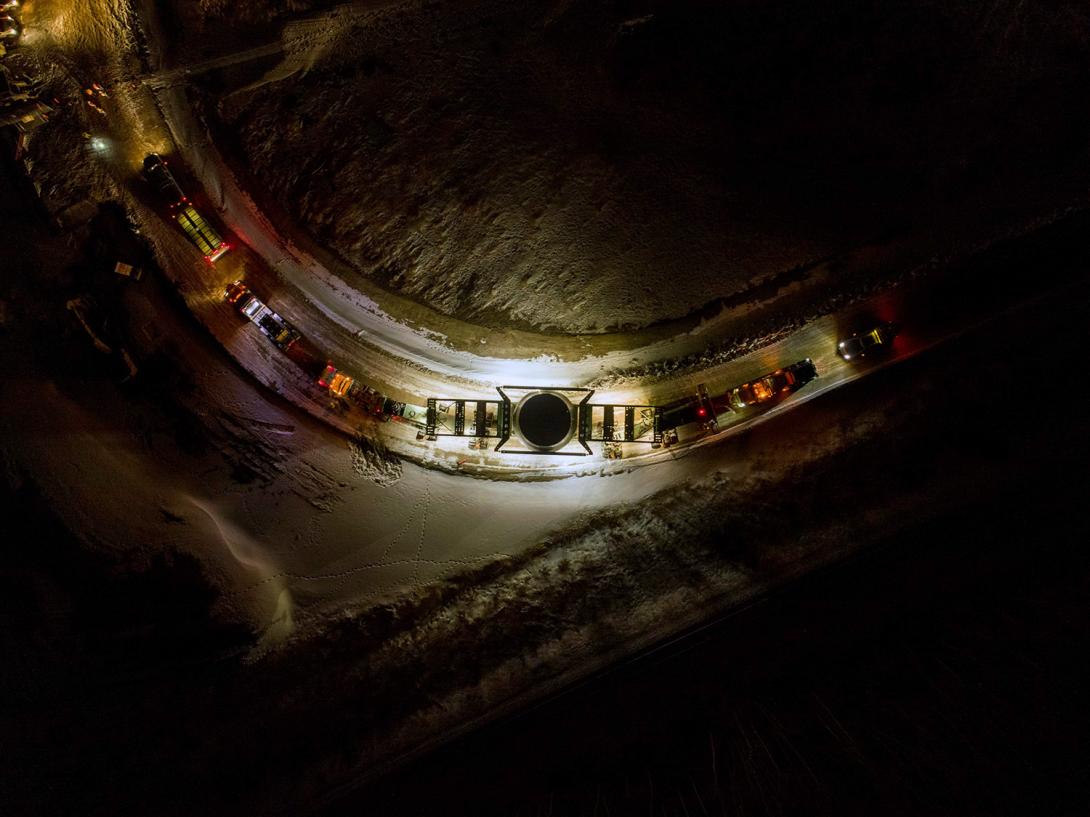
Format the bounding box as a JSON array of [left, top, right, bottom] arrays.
[[126, 0, 924, 392], [34, 0, 1054, 472], [150, 79, 736, 388], [14, 0, 1080, 641]]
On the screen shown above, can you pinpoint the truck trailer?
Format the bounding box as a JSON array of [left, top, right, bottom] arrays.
[[175, 205, 230, 263], [143, 153, 230, 263]]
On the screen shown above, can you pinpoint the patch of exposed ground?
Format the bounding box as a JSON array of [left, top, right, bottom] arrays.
[[349, 432, 402, 485], [195, 0, 1090, 334]]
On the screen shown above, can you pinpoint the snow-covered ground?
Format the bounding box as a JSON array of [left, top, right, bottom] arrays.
[[188, 0, 1090, 339], [7, 4, 1090, 814], [7, 0, 1083, 640]]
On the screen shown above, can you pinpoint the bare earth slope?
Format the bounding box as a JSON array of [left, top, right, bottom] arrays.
[[203, 0, 1090, 334]]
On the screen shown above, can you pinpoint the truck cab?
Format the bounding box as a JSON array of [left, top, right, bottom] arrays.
[[224, 280, 300, 350], [142, 153, 186, 209], [318, 363, 355, 397]]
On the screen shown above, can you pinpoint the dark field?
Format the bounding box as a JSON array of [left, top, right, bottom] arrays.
[[355, 446, 1090, 817]]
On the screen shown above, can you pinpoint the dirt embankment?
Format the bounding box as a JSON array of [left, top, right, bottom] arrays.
[[190, 0, 1090, 334]]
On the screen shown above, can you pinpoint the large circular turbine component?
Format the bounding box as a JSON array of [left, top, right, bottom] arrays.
[[514, 391, 575, 452]]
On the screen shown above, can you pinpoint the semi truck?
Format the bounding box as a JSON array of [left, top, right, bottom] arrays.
[[317, 361, 427, 427], [724, 358, 817, 410], [656, 359, 819, 444], [143, 153, 230, 263], [224, 280, 300, 350], [142, 153, 187, 210], [318, 363, 355, 398]]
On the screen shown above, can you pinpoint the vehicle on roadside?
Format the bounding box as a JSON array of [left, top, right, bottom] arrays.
[[0, 99, 51, 132], [318, 363, 355, 398], [0, 15, 20, 42], [175, 205, 229, 262], [0, 2, 20, 13], [113, 261, 142, 281], [223, 280, 300, 350], [726, 358, 817, 410], [142, 153, 187, 208], [0, 65, 32, 103], [837, 322, 897, 361]]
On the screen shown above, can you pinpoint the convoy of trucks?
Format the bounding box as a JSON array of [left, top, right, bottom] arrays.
[[656, 359, 818, 445], [139, 153, 825, 455], [223, 283, 425, 428], [141, 149, 424, 430]]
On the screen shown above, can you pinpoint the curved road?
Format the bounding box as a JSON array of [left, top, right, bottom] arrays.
[[91, 0, 1057, 479], [12, 0, 1084, 645]]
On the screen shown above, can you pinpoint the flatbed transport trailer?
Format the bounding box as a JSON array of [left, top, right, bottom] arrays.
[[425, 388, 664, 454], [426, 398, 511, 441], [143, 153, 230, 263], [176, 205, 230, 263], [577, 403, 661, 444]]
